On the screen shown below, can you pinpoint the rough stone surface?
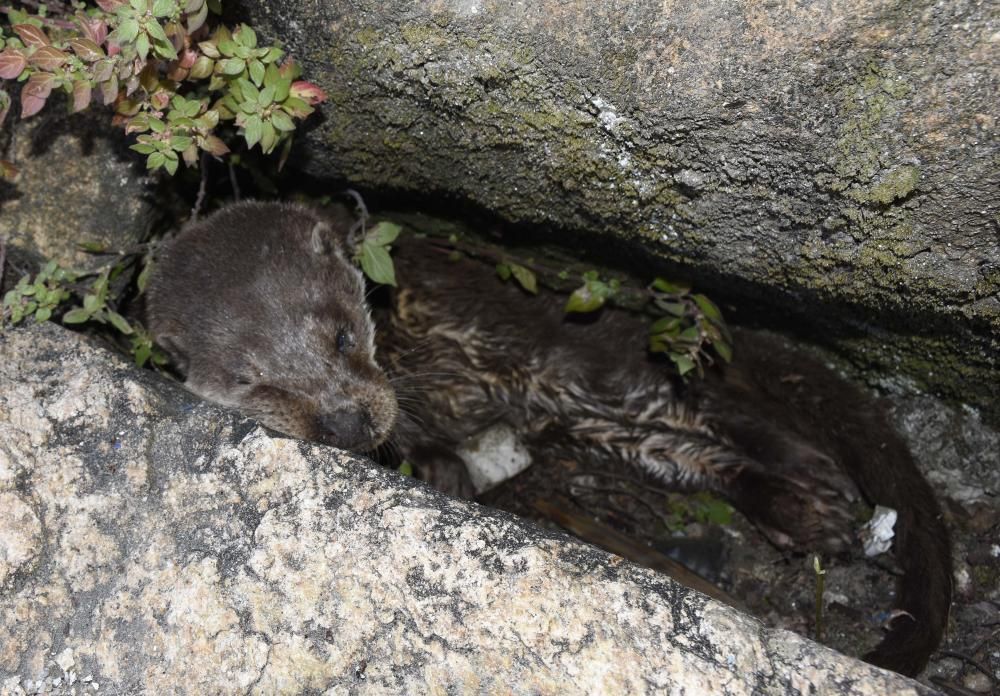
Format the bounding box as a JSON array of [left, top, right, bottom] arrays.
[[0, 323, 936, 694], [240, 0, 999, 419], [0, 104, 155, 273]]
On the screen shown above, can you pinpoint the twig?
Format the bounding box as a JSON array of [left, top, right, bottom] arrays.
[[344, 188, 368, 239], [227, 160, 241, 202], [191, 152, 209, 222], [937, 649, 997, 683], [533, 495, 744, 610]]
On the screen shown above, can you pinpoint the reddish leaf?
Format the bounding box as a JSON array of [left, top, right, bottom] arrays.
[[101, 75, 119, 105], [289, 80, 327, 106], [77, 18, 109, 46], [95, 0, 125, 10], [92, 59, 114, 82], [28, 46, 69, 71], [13, 24, 50, 48], [178, 48, 198, 69], [72, 81, 92, 113], [201, 134, 229, 156], [125, 75, 140, 97], [20, 74, 54, 118], [69, 38, 105, 62], [0, 49, 27, 80], [151, 90, 170, 110]]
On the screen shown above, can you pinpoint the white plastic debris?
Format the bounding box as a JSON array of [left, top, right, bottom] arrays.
[[456, 423, 533, 494], [860, 505, 898, 557]]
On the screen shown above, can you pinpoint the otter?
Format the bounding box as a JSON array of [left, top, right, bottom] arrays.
[[147, 202, 950, 677], [146, 201, 397, 451]]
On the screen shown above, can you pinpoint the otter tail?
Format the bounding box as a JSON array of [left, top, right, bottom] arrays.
[[714, 330, 951, 676]]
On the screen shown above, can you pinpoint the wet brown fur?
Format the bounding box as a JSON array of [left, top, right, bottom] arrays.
[[148, 202, 950, 677], [379, 235, 951, 678]]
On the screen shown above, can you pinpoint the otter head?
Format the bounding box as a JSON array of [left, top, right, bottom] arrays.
[[147, 201, 398, 452]]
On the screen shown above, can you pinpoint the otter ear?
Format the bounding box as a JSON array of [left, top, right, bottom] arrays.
[[309, 219, 357, 258], [309, 221, 335, 256]]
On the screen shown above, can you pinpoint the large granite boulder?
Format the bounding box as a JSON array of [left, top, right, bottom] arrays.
[[0, 323, 935, 694]]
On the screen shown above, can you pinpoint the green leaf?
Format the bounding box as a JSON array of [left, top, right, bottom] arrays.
[[107, 310, 134, 334], [359, 242, 396, 286], [34, 306, 52, 322], [170, 135, 192, 151], [237, 77, 259, 102], [152, 0, 174, 18], [147, 151, 166, 170], [258, 84, 275, 107], [234, 25, 257, 48], [219, 57, 244, 75], [702, 499, 733, 526], [565, 284, 605, 313], [135, 32, 149, 60], [670, 353, 696, 376], [649, 316, 681, 334], [370, 221, 401, 245], [83, 294, 100, 313], [270, 109, 294, 132], [198, 40, 220, 58], [679, 325, 701, 343], [130, 143, 156, 155], [398, 461, 413, 476], [510, 264, 537, 294], [62, 308, 91, 324], [116, 19, 140, 43], [248, 58, 265, 86], [692, 293, 722, 322], [712, 338, 733, 363], [137, 258, 153, 293], [243, 114, 262, 148], [133, 340, 152, 367], [163, 156, 178, 175], [259, 121, 277, 154], [658, 301, 687, 317], [651, 278, 690, 294], [496, 263, 511, 281], [273, 76, 291, 102]]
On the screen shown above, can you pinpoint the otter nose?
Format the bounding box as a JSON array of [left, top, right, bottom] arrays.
[[316, 408, 373, 451]]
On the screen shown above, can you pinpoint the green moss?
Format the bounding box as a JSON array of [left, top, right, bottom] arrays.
[[851, 165, 922, 205], [832, 63, 912, 187], [355, 27, 379, 47], [400, 22, 445, 48]]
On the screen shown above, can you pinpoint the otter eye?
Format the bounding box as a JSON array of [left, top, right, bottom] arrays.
[[336, 329, 356, 354]]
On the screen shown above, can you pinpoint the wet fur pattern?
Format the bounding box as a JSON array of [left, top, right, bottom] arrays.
[[379, 235, 951, 678], [148, 202, 950, 677]]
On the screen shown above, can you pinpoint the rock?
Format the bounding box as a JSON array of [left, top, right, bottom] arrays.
[[0, 322, 935, 694], [239, 0, 999, 420], [0, 103, 155, 274]]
